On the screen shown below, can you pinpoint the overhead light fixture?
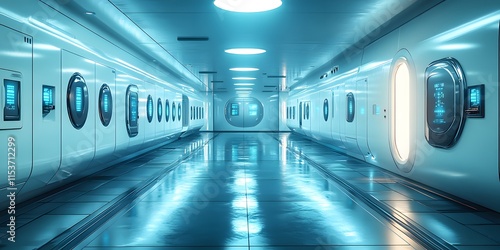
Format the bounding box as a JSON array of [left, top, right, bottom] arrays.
[[233, 77, 256, 80], [234, 83, 255, 86], [214, 0, 282, 12], [230, 67, 259, 71], [225, 48, 266, 55], [85, 11, 96, 15]]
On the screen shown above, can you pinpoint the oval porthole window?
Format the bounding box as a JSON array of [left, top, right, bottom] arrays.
[[67, 72, 89, 129], [98, 84, 112, 127], [178, 104, 182, 121], [346, 92, 355, 123], [146, 95, 154, 123], [393, 60, 411, 162], [157, 98, 163, 122], [323, 99, 329, 121], [165, 99, 170, 122], [172, 102, 176, 122], [389, 49, 417, 173]]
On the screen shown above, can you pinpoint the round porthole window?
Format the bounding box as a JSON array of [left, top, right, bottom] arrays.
[[98, 84, 112, 127], [67, 72, 89, 129]]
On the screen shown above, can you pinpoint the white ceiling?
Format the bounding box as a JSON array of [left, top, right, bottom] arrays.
[[67, 0, 424, 93]]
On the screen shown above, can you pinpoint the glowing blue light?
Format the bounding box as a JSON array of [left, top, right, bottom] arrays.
[[148, 98, 153, 117], [43, 87, 53, 105], [231, 103, 239, 116], [248, 103, 258, 116], [103, 93, 109, 113], [6, 84, 15, 105], [470, 88, 480, 106], [75, 86, 83, 112]]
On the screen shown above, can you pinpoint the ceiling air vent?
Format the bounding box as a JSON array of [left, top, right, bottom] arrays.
[[177, 36, 209, 41], [267, 75, 286, 79], [264, 85, 277, 88], [199, 71, 217, 74], [211, 80, 224, 83]]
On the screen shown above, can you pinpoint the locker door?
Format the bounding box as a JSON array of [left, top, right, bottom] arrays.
[[51, 50, 96, 183]]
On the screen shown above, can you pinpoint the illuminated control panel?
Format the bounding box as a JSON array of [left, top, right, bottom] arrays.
[[67, 73, 88, 129], [425, 58, 466, 148], [4, 79, 20, 121], [42, 85, 55, 117], [126, 85, 139, 137], [465, 84, 485, 118]]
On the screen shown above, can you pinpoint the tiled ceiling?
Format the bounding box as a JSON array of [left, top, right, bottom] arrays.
[[66, 0, 424, 92]]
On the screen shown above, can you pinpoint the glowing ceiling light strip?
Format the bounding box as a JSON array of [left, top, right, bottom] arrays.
[[225, 48, 266, 55], [214, 0, 282, 12], [230, 67, 259, 71], [234, 83, 254, 86]]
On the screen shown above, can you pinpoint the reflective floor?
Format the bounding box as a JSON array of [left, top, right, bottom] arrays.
[[1, 132, 500, 249]]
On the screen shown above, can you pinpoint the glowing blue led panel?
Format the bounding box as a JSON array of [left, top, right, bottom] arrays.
[[75, 86, 83, 113], [103, 93, 109, 113], [43, 87, 53, 106]]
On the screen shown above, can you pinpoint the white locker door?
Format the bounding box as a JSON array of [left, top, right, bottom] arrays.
[[52, 50, 96, 183], [356, 78, 371, 159]]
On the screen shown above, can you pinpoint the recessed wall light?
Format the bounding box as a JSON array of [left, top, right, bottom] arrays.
[[214, 0, 282, 12], [233, 77, 257, 80], [225, 48, 266, 55], [230, 67, 259, 71]]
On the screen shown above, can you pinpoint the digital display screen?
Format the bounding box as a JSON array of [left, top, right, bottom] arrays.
[[43, 86, 54, 106], [231, 103, 239, 116], [75, 86, 83, 113], [130, 94, 138, 123], [427, 75, 454, 132], [432, 82, 446, 125], [466, 84, 485, 118], [248, 103, 258, 116], [470, 88, 480, 106], [4, 79, 20, 121]]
